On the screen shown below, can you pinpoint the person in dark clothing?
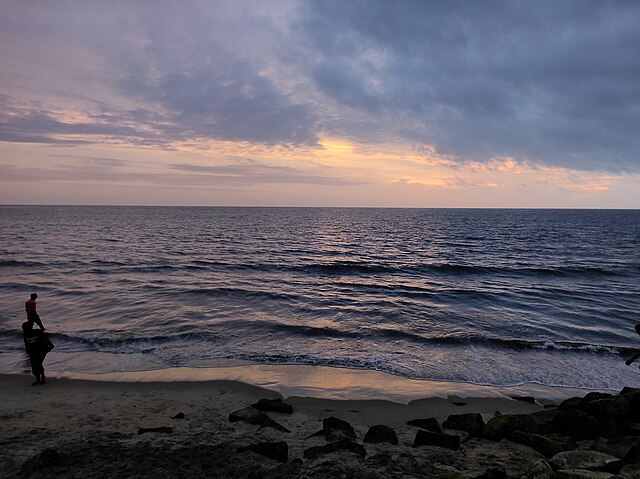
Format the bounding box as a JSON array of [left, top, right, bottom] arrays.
[[25, 293, 45, 331], [22, 321, 54, 385], [625, 323, 640, 367]]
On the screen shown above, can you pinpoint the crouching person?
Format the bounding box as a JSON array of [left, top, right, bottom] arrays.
[[22, 321, 54, 385]]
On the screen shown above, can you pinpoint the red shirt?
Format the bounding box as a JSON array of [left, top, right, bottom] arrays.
[[25, 299, 37, 317]]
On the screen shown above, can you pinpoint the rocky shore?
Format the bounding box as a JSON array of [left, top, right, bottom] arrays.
[[1, 374, 638, 479]]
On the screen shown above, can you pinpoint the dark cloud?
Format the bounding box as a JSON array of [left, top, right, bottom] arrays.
[[299, 1, 640, 172]]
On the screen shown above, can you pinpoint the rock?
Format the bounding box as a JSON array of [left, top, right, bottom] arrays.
[[323, 416, 357, 439], [511, 396, 537, 404], [549, 451, 623, 474], [551, 409, 599, 440], [528, 459, 556, 479], [443, 413, 485, 436], [509, 431, 573, 458], [619, 464, 640, 478], [21, 448, 61, 476], [228, 406, 290, 432], [363, 424, 398, 445], [578, 393, 613, 411], [585, 396, 631, 419], [407, 417, 442, 433], [473, 468, 508, 479], [303, 438, 366, 460], [555, 469, 619, 479], [413, 430, 461, 450], [619, 387, 640, 396], [483, 414, 542, 441], [591, 437, 639, 461], [623, 438, 640, 464], [559, 397, 583, 410], [172, 412, 185, 419], [252, 398, 293, 414], [138, 426, 172, 435], [452, 401, 467, 406], [237, 441, 288, 463]]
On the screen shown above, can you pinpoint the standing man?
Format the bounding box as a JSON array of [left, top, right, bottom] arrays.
[[25, 293, 45, 330], [22, 321, 54, 384]]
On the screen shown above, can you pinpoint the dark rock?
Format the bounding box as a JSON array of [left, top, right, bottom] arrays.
[[619, 387, 640, 396], [483, 413, 542, 441], [528, 459, 556, 479], [549, 451, 624, 474], [620, 464, 640, 478], [138, 426, 173, 435], [555, 470, 618, 479], [451, 401, 467, 406], [551, 409, 599, 440], [237, 441, 288, 463], [252, 398, 293, 414], [592, 437, 639, 462], [578, 393, 613, 411], [559, 397, 583, 410], [623, 438, 640, 465], [511, 396, 537, 404], [585, 396, 631, 419], [509, 431, 573, 458], [228, 406, 290, 432], [363, 424, 398, 445], [443, 413, 485, 436], [21, 448, 61, 476], [407, 417, 442, 433], [323, 416, 357, 439], [172, 412, 185, 419], [413, 430, 460, 450], [473, 468, 507, 479], [303, 438, 366, 460]]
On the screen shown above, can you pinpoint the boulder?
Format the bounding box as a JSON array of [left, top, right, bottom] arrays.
[[228, 406, 290, 432], [551, 409, 599, 440], [591, 437, 639, 461], [413, 430, 460, 450], [407, 417, 442, 433], [623, 438, 640, 465], [585, 396, 631, 419], [559, 397, 583, 410], [509, 431, 573, 458], [237, 441, 288, 463], [473, 468, 507, 479], [483, 413, 542, 441], [619, 387, 640, 396], [578, 393, 613, 411], [528, 459, 556, 479], [363, 425, 398, 445], [303, 438, 366, 460], [20, 448, 61, 476], [252, 398, 293, 414], [443, 413, 485, 436], [620, 464, 640, 478], [138, 426, 172, 435], [323, 416, 357, 439], [549, 451, 623, 474]]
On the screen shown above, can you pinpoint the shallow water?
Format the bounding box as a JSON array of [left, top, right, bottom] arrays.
[[1, 206, 639, 390]]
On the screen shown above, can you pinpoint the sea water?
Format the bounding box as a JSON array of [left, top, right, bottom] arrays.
[[0, 206, 638, 390]]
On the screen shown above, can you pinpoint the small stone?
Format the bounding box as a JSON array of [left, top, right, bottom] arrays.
[[229, 406, 290, 432], [252, 398, 293, 414], [323, 416, 357, 439], [407, 417, 442, 433], [137, 426, 172, 435], [363, 425, 398, 445], [413, 430, 460, 450], [237, 441, 288, 463], [511, 396, 537, 404], [528, 459, 555, 479], [172, 412, 185, 419]]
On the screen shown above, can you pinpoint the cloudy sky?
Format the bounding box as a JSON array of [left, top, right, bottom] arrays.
[[1, 1, 638, 207]]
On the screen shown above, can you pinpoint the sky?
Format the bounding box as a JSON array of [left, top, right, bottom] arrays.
[[1, 1, 639, 207]]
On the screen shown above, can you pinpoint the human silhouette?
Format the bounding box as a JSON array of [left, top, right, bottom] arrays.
[[625, 323, 640, 367], [25, 293, 45, 330], [22, 321, 54, 385]]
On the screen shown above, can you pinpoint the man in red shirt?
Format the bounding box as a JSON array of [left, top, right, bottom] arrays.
[[25, 293, 45, 330]]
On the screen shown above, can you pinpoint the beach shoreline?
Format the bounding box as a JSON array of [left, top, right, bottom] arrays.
[[2, 369, 638, 478]]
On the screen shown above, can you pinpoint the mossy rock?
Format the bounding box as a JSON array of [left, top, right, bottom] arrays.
[[509, 431, 574, 458], [483, 413, 542, 441], [578, 393, 613, 410], [552, 409, 599, 440]]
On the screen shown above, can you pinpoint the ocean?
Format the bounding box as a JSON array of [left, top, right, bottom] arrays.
[[0, 206, 639, 391]]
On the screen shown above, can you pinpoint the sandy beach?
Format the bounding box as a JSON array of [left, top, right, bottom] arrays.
[[2, 367, 638, 479]]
